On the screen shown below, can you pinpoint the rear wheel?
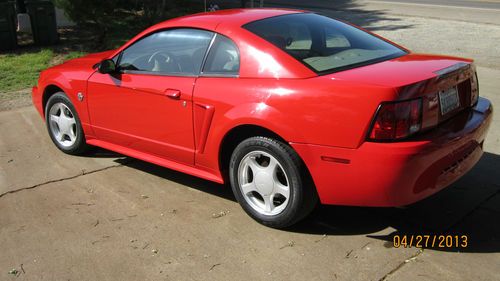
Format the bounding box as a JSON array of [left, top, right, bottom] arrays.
[[229, 136, 317, 228], [45, 92, 89, 155]]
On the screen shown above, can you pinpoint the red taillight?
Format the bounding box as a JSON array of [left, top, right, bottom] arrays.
[[368, 98, 422, 141]]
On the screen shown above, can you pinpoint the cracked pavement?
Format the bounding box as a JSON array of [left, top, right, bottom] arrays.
[[2, 4, 500, 281], [1, 109, 499, 281], [0, 164, 127, 199]]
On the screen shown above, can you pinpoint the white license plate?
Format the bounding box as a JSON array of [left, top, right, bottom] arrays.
[[439, 86, 460, 115]]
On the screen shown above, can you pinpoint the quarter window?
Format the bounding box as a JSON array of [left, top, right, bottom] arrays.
[[118, 28, 214, 75], [202, 35, 240, 75]]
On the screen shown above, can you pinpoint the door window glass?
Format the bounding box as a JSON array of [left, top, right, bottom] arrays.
[[118, 28, 214, 75]]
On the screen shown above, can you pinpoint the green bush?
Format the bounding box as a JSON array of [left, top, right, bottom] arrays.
[[53, 0, 122, 43]]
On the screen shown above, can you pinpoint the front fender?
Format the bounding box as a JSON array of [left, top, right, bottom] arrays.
[[38, 69, 95, 137]]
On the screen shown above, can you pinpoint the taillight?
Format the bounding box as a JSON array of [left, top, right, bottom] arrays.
[[368, 98, 422, 141]]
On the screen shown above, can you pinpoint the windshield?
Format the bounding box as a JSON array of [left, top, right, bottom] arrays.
[[243, 13, 407, 74]]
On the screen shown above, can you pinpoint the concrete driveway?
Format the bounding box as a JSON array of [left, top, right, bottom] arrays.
[[1, 3, 500, 281], [1, 105, 499, 280]]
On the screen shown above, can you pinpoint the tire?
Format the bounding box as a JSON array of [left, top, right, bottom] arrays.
[[45, 92, 89, 155], [229, 136, 318, 228]]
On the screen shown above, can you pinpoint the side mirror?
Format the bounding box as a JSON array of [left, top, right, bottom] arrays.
[[98, 59, 117, 74]]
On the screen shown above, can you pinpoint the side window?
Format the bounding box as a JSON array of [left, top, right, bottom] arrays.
[[202, 35, 240, 75], [325, 29, 351, 48], [118, 28, 214, 75]]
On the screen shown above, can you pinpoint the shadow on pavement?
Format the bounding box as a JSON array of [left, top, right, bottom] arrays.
[[292, 151, 500, 253], [77, 147, 123, 158], [114, 157, 235, 201], [114, 151, 500, 253]]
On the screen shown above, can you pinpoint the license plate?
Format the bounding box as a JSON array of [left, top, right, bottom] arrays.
[[439, 86, 460, 115]]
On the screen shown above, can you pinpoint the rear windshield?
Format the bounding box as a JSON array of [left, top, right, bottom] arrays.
[[243, 13, 407, 74]]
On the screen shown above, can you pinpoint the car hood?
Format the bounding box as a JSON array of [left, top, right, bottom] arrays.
[[53, 50, 114, 71], [324, 53, 473, 88], [65, 50, 114, 67]]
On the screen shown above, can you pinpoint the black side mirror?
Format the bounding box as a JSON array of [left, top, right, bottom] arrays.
[[98, 59, 117, 74]]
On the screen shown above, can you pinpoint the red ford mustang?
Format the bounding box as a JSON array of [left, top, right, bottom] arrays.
[[32, 9, 493, 228]]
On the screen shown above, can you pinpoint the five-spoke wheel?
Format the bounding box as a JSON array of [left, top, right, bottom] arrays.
[[45, 92, 88, 155], [48, 102, 78, 147], [230, 137, 318, 228], [238, 150, 291, 216]]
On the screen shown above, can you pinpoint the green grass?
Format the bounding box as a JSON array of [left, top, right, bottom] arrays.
[[0, 49, 54, 92], [63, 51, 87, 61], [0, 50, 86, 93], [0, 1, 202, 94]]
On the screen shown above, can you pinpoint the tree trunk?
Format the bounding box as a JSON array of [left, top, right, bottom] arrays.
[[159, 0, 167, 20]]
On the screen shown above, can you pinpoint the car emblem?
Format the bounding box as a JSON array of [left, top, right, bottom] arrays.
[[77, 92, 84, 101]]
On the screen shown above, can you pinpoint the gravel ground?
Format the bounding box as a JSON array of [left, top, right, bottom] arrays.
[[0, 89, 32, 112]]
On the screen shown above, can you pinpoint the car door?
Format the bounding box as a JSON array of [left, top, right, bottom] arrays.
[[87, 28, 214, 165]]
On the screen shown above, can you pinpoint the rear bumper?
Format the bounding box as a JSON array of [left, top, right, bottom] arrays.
[[292, 97, 493, 207]]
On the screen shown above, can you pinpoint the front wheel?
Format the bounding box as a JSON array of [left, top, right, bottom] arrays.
[[45, 92, 89, 155], [229, 136, 318, 228]]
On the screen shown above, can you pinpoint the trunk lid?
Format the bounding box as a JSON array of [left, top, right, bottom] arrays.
[[327, 53, 478, 130]]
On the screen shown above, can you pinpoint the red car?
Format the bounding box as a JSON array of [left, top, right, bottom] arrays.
[[32, 9, 492, 228]]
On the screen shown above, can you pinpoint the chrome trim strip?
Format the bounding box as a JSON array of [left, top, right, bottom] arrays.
[[200, 33, 218, 74], [121, 70, 198, 77]]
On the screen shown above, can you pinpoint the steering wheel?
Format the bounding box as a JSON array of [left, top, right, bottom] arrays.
[[147, 51, 182, 72]]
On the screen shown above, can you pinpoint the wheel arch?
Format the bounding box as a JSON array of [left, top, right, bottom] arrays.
[[219, 124, 319, 227], [219, 124, 285, 178], [42, 84, 65, 115], [216, 123, 318, 188]]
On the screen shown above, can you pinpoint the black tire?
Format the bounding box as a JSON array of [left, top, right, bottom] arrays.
[[229, 136, 318, 228], [45, 92, 89, 155]]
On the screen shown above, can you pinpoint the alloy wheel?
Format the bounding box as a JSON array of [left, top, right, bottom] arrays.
[[48, 102, 78, 147], [237, 150, 290, 216]]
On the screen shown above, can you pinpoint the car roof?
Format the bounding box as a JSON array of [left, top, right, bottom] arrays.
[[155, 8, 305, 31], [113, 8, 306, 57], [112, 9, 317, 79]]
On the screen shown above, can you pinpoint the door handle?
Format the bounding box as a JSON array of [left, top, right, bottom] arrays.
[[164, 89, 181, 99]]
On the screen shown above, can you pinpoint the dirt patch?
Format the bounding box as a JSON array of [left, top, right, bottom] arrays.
[[0, 89, 32, 112]]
